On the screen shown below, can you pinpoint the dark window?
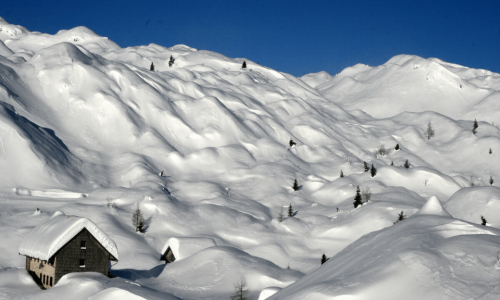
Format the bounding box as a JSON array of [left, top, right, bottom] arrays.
[[79, 259, 85, 267], [81, 241, 86, 249], [43, 274, 46, 284], [50, 277, 53, 286]]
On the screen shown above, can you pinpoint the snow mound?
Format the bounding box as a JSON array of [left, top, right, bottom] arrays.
[[258, 287, 282, 300], [145, 246, 302, 299], [415, 196, 451, 217], [444, 186, 500, 228], [268, 215, 500, 300], [89, 287, 146, 300], [160, 237, 216, 261], [19, 211, 118, 261]]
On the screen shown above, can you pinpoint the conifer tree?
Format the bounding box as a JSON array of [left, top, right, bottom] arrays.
[[364, 161, 369, 172], [150, 62, 155, 71], [404, 159, 410, 169], [395, 144, 400, 150], [321, 254, 327, 265], [340, 170, 344, 178], [353, 186, 363, 208], [132, 203, 145, 232], [481, 216, 487, 226], [370, 164, 377, 177], [473, 119, 478, 134], [292, 179, 299, 191], [391, 161, 394, 166], [242, 61, 247, 69], [288, 203, 293, 217], [289, 139, 296, 147], [169, 55, 174, 67], [490, 176, 494, 185], [490, 148, 492, 155]]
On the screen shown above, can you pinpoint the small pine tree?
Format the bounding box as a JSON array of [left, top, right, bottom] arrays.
[[473, 119, 478, 134], [132, 203, 145, 232], [242, 61, 247, 69], [364, 161, 369, 172], [150, 62, 155, 71], [340, 170, 344, 178], [289, 139, 296, 147], [230, 277, 253, 300], [370, 164, 377, 177], [404, 159, 410, 169], [490, 148, 492, 155], [321, 254, 327, 265], [395, 143, 400, 150], [391, 161, 394, 166], [353, 186, 363, 208], [288, 203, 293, 217], [169, 55, 174, 67], [490, 176, 494, 185], [481, 216, 487, 226], [394, 211, 407, 224], [426, 122, 435, 140], [292, 179, 299, 191]]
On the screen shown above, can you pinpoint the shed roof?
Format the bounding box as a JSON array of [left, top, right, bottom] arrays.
[[19, 211, 118, 261], [161, 237, 216, 261]]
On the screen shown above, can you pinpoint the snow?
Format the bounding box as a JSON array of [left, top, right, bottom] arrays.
[[0, 16, 500, 299], [160, 237, 216, 261], [19, 211, 118, 261]]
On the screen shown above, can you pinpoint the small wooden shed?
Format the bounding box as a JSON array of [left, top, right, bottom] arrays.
[[160, 237, 216, 264], [19, 211, 118, 289]]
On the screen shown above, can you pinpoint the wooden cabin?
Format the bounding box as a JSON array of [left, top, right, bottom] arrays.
[[19, 211, 118, 289], [160, 237, 216, 264]]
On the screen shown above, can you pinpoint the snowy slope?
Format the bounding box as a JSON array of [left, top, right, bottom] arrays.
[[0, 17, 500, 299]]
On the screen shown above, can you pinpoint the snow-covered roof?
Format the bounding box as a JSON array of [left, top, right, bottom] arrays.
[[161, 237, 216, 261], [19, 211, 118, 261]]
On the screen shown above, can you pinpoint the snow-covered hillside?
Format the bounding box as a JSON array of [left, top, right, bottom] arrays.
[[0, 17, 500, 299]]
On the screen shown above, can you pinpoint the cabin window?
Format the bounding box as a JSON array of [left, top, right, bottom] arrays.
[[81, 241, 86, 249], [50, 277, 53, 286], [79, 259, 85, 268], [43, 274, 46, 284]]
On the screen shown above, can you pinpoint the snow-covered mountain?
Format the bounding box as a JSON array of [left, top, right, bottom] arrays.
[[1, 17, 500, 300]]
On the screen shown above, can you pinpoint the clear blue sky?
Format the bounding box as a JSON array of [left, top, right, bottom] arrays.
[[3, 0, 500, 77]]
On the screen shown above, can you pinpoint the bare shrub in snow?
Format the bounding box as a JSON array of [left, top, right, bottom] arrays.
[[132, 203, 145, 232], [375, 145, 388, 158], [289, 139, 296, 147], [346, 153, 354, 164], [278, 206, 284, 222], [404, 159, 410, 169], [361, 187, 372, 202], [481, 216, 487, 226], [394, 211, 407, 224], [107, 200, 117, 208], [230, 277, 253, 300], [425, 122, 435, 140], [363, 161, 369, 172], [340, 170, 344, 178], [490, 148, 492, 155], [490, 176, 494, 185]]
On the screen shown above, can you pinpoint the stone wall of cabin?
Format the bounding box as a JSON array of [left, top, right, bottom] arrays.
[[54, 228, 110, 283], [26, 256, 56, 289]]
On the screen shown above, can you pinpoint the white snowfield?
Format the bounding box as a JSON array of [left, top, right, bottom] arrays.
[[161, 237, 216, 261], [19, 211, 118, 261], [0, 16, 500, 299]]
